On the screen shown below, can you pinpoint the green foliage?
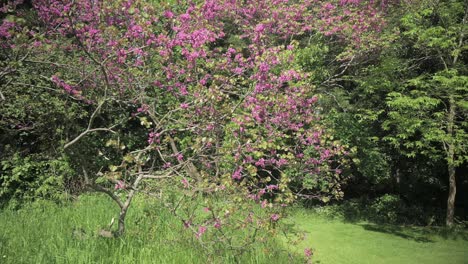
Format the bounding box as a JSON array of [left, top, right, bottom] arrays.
[[0, 71, 87, 155], [0, 154, 74, 207], [384, 69, 468, 162], [307, 0, 468, 224], [296, 37, 332, 83], [400, 0, 466, 53], [307, 196, 445, 226], [369, 194, 431, 225], [326, 110, 391, 185]]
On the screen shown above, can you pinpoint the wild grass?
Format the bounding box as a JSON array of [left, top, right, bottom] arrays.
[[1, 195, 467, 264], [0, 194, 294, 264]]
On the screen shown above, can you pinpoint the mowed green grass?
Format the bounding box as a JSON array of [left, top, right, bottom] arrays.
[[1, 195, 467, 264], [291, 210, 468, 264]]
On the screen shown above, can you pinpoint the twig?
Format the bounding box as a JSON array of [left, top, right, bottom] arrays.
[[64, 127, 116, 149]]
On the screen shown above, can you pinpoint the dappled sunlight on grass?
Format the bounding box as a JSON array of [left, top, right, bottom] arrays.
[[290, 209, 468, 264]]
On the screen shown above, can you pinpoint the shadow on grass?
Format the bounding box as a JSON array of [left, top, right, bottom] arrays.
[[304, 200, 468, 243], [360, 224, 434, 243], [434, 227, 468, 241], [359, 223, 468, 242]]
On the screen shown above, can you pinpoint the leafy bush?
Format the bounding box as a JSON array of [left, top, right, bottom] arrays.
[[309, 195, 445, 226], [369, 194, 444, 225], [369, 194, 402, 224], [0, 154, 74, 207]]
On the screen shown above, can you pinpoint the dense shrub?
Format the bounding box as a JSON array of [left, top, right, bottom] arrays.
[[369, 194, 445, 225], [309, 195, 445, 226], [0, 154, 75, 208]]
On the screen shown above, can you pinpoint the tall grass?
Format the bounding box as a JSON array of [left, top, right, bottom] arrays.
[[0, 194, 295, 264]]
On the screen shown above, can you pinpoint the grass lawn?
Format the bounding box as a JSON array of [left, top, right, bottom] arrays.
[[1, 195, 467, 263], [292, 210, 468, 264]]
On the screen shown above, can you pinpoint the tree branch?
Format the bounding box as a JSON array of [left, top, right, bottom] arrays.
[[82, 167, 124, 209]]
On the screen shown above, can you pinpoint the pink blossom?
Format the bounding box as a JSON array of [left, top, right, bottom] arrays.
[[179, 86, 188, 95], [176, 153, 184, 161], [255, 158, 266, 168], [270, 214, 280, 222], [181, 178, 189, 188], [196, 226, 207, 239], [114, 180, 125, 190], [0, 20, 16, 38], [249, 194, 260, 201], [340, 0, 361, 6], [276, 158, 288, 167], [137, 104, 149, 113], [180, 13, 190, 21], [324, 3, 336, 10], [164, 10, 174, 19], [232, 167, 242, 180], [266, 185, 278, 191], [259, 62, 270, 73], [255, 23, 266, 32], [233, 67, 244, 74]]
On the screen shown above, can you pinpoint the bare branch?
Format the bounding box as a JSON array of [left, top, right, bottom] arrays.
[[64, 127, 116, 149], [142, 174, 173, 179]]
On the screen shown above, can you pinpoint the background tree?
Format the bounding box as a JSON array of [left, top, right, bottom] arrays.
[[384, 0, 467, 226], [311, 0, 467, 225]]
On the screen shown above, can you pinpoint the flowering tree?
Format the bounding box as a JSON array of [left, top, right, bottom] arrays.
[[1, 0, 393, 256]]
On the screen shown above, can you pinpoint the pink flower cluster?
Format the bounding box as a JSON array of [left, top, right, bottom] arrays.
[[114, 180, 125, 190]]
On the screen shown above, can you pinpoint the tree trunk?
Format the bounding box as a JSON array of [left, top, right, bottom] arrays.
[[116, 173, 144, 237], [446, 160, 456, 226], [117, 208, 128, 236], [446, 96, 456, 226]]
